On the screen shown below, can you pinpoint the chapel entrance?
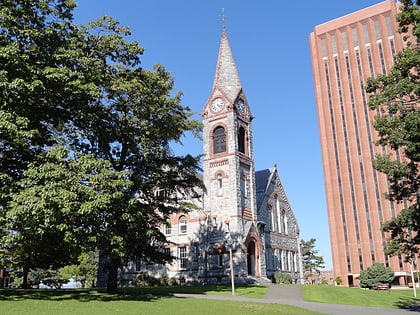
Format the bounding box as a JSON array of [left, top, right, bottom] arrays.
[[247, 241, 256, 276]]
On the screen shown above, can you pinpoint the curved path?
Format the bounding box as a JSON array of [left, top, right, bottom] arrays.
[[174, 284, 420, 315]]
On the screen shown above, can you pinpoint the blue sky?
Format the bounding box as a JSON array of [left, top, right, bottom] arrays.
[[73, 0, 385, 270]]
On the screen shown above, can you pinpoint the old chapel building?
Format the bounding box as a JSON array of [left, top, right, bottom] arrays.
[[115, 28, 303, 285]]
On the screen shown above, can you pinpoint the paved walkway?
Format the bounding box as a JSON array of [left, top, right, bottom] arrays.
[[174, 284, 420, 315]]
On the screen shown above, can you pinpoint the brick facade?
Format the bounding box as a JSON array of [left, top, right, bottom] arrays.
[[310, 0, 413, 286]]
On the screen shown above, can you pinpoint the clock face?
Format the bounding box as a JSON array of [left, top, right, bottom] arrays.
[[236, 99, 245, 112], [211, 97, 224, 112]]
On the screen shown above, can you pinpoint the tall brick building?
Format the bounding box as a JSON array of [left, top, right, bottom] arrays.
[[102, 29, 303, 286], [309, 0, 412, 286]]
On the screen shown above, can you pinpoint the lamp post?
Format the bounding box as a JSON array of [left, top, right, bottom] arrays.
[[410, 257, 417, 298], [226, 235, 235, 296]]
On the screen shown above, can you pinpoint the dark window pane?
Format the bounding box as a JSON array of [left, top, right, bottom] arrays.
[[213, 126, 226, 153]]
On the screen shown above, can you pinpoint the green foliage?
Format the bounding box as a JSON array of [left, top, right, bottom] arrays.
[[3, 146, 127, 287], [7, 269, 24, 288], [60, 251, 99, 288], [320, 278, 328, 285], [301, 238, 325, 274], [0, 0, 203, 293], [397, 0, 420, 41], [365, 0, 420, 260], [133, 273, 177, 287], [29, 268, 69, 289], [334, 276, 343, 286], [133, 272, 160, 287], [9, 267, 69, 289], [273, 271, 292, 284], [359, 263, 394, 289]]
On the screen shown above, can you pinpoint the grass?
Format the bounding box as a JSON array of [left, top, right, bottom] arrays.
[[3, 284, 420, 315], [302, 284, 420, 309], [119, 283, 267, 298], [0, 286, 325, 315]]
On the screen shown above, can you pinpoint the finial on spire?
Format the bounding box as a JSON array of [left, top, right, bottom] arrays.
[[220, 8, 227, 29]]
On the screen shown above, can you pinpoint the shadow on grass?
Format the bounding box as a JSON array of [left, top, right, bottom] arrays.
[[393, 296, 420, 311], [0, 284, 262, 302], [120, 284, 263, 296], [0, 289, 165, 302]]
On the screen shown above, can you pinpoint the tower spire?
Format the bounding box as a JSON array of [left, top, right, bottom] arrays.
[[212, 27, 242, 102]]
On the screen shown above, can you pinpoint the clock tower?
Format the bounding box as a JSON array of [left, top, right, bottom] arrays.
[[202, 29, 262, 277], [107, 26, 303, 286]]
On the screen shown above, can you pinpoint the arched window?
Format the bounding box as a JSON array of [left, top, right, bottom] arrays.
[[213, 126, 226, 154], [179, 215, 187, 234], [282, 210, 288, 234], [217, 173, 223, 196], [274, 195, 281, 233], [269, 205, 276, 231], [238, 127, 245, 154]]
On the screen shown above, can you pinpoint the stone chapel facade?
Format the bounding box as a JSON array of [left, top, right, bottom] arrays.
[[116, 29, 303, 285]]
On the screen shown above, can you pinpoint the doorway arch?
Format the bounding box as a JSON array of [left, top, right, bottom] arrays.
[[247, 241, 256, 276]]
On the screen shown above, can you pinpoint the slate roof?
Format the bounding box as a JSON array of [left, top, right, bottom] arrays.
[[255, 167, 275, 211]]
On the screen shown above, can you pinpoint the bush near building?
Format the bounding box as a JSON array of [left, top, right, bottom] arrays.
[[359, 263, 394, 289]]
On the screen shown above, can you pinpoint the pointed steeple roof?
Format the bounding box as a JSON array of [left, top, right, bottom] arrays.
[[212, 29, 243, 101]]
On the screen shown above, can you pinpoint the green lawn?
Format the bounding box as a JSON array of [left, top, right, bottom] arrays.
[[3, 284, 420, 315], [0, 287, 325, 315], [119, 283, 267, 298], [302, 285, 420, 309]]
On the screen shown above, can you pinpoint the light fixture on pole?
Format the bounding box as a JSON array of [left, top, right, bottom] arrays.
[[226, 233, 235, 296], [410, 256, 417, 298]]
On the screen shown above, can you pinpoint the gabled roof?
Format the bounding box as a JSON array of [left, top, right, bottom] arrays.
[[255, 166, 276, 210], [255, 165, 299, 230]]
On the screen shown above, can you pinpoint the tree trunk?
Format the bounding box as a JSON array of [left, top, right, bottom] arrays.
[[106, 257, 120, 293], [22, 266, 29, 289]]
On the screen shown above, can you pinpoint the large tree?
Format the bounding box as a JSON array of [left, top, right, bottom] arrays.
[[0, 0, 92, 287], [70, 16, 203, 293], [4, 147, 128, 287], [1, 0, 202, 292], [366, 0, 420, 261], [0, 0, 98, 204]]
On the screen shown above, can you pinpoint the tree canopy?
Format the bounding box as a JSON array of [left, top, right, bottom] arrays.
[[366, 0, 420, 262], [0, 0, 202, 292], [300, 238, 325, 283]]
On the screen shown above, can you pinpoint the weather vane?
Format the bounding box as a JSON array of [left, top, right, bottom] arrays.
[[221, 8, 227, 29]]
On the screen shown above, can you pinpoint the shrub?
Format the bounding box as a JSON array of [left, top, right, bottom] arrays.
[[133, 272, 159, 287], [168, 277, 178, 286], [334, 276, 343, 286], [273, 271, 292, 284], [320, 277, 328, 285], [359, 263, 394, 289], [158, 275, 178, 286], [133, 273, 178, 287]]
